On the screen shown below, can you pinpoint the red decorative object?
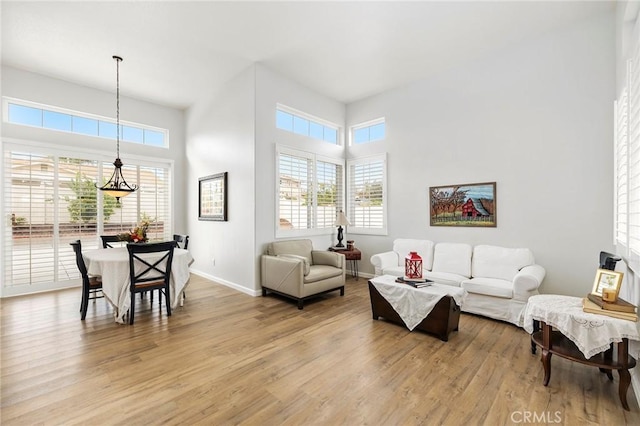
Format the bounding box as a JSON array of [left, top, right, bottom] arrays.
[[405, 251, 423, 279]]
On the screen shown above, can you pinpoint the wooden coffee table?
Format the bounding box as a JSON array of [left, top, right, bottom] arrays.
[[367, 278, 462, 341]]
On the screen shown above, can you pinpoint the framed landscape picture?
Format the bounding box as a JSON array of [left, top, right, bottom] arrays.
[[199, 172, 227, 221], [430, 182, 496, 227]]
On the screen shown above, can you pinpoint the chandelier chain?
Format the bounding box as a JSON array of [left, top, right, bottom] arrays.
[[115, 56, 121, 159]]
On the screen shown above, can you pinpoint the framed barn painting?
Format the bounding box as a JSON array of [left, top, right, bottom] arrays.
[[430, 182, 496, 227], [199, 172, 227, 221]]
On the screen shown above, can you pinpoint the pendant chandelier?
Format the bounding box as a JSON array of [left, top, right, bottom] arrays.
[[97, 55, 138, 202]]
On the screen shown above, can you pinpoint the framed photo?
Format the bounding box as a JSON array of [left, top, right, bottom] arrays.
[[199, 172, 227, 221], [430, 182, 496, 227], [591, 269, 624, 298]]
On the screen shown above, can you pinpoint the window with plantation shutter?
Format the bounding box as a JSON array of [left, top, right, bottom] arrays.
[[3, 143, 172, 296], [628, 27, 640, 262], [276, 146, 344, 236], [347, 154, 387, 235], [615, 10, 640, 271]]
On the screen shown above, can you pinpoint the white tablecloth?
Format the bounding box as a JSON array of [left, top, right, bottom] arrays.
[[523, 294, 640, 358], [369, 275, 467, 330], [83, 247, 193, 324]]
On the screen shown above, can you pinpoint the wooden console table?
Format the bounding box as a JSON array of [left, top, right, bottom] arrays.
[[524, 295, 639, 411]]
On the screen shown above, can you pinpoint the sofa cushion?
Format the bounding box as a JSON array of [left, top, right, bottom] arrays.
[[461, 277, 513, 299], [304, 265, 343, 283], [267, 239, 313, 265], [472, 245, 534, 281], [431, 243, 472, 278], [392, 239, 435, 271], [422, 271, 465, 287]]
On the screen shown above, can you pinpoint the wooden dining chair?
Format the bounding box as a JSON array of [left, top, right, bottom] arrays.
[[70, 240, 103, 320], [127, 241, 175, 325], [172, 234, 189, 250], [101, 235, 122, 248], [172, 234, 190, 303]]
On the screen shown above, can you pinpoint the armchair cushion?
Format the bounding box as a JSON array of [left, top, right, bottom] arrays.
[[266, 239, 313, 265], [305, 265, 343, 283], [277, 254, 310, 275]]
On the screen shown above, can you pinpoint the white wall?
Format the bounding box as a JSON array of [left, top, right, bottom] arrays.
[[1, 66, 187, 232], [185, 65, 257, 294], [347, 12, 615, 297], [254, 64, 346, 288]]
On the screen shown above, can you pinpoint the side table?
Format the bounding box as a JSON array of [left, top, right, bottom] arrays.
[[329, 247, 361, 279], [524, 294, 639, 411]]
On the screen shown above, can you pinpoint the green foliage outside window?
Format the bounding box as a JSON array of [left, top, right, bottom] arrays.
[[65, 172, 119, 223]]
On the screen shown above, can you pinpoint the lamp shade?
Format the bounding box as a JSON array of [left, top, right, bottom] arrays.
[[334, 210, 351, 227]]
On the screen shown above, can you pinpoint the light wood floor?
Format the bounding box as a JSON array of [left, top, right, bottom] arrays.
[[2, 275, 639, 425]]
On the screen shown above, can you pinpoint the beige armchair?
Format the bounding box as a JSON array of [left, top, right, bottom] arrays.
[[261, 239, 345, 309]]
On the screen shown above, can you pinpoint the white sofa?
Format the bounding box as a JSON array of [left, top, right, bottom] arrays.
[[370, 239, 546, 326]]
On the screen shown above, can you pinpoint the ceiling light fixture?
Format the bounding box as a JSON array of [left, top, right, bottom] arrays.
[[97, 55, 137, 202]]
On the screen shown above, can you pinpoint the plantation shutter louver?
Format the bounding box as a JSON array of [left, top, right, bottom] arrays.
[[615, 89, 629, 249]]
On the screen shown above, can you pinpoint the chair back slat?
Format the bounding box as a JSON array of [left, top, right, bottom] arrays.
[[101, 235, 121, 248], [173, 234, 189, 250]]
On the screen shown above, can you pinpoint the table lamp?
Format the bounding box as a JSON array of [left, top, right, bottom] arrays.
[[333, 210, 351, 248]]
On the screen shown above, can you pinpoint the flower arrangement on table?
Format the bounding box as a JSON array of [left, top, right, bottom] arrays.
[[117, 218, 151, 243]]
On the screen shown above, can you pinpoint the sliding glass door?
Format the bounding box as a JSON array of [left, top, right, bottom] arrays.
[[2, 144, 172, 296]]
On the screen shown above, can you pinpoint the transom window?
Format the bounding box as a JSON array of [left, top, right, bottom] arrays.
[[276, 105, 339, 145], [351, 118, 385, 144], [3, 98, 167, 147]]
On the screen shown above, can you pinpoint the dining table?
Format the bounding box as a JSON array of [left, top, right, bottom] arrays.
[[83, 246, 194, 324]]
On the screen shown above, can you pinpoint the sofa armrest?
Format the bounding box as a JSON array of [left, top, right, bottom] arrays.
[[370, 251, 399, 276], [261, 255, 305, 296], [311, 250, 345, 270], [513, 264, 546, 301]]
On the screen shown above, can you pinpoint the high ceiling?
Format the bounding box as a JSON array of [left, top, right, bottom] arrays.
[[1, 1, 614, 110]]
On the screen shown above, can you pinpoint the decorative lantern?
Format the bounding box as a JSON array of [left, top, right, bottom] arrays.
[[405, 251, 423, 279]]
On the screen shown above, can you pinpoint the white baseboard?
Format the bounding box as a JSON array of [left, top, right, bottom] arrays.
[[189, 269, 261, 297]]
